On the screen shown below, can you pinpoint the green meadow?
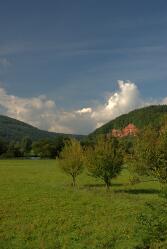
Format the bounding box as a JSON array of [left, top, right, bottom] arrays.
[[0, 160, 162, 249]]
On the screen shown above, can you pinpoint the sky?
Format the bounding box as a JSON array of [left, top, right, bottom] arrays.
[[0, 0, 167, 134]]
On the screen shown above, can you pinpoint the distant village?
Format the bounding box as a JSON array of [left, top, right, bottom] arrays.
[[110, 123, 139, 138]]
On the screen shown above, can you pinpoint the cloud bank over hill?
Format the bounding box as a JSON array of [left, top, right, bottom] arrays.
[[0, 81, 166, 134]]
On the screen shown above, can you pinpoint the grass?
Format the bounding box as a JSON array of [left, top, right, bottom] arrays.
[[0, 160, 162, 249]]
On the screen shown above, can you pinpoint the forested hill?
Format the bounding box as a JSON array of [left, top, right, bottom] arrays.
[[90, 105, 167, 137], [0, 115, 84, 141], [1, 105, 167, 142]]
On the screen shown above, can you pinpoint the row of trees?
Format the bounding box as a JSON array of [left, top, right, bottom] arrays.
[[59, 136, 123, 189], [58, 123, 167, 248], [0, 135, 68, 158], [59, 122, 167, 189]]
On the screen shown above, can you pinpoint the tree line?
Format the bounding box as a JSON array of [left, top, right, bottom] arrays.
[[0, 135, 69, 159], [91, 105, 167, 137]]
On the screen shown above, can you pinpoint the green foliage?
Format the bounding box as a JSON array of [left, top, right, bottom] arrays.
[[0, 114, 85, 143], [128, 128, 157, 177], [59, 139, 84, 186], [0, 138, 8, 156], [80, 136, 96, 149], [85, 136, 123, 188], [160, 185, 167, 199], [32, 136, 68, 158], [90, 105, 167, 137], [0, 115, 85, 158], [156, 130, 167, 184], [0, 115, 57, 141], [134, 200, 167, 249], [31, 137, 66, 159], [20, 136, 32, 156], [0, 133, 71, 159], [0, 138, 32, 158], [119, 136, 135, 156], [128, 127, 167, 184], [5, 141, 22, 158], [129, 175, 141, 185]]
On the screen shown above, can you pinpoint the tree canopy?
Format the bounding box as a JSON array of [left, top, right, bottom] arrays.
[[85, 136, 123, 189]]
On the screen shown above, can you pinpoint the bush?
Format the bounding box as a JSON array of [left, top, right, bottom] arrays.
[[85, 136, 123, 189], [134, 200, 167, 249], [59, 138, 84, 187]]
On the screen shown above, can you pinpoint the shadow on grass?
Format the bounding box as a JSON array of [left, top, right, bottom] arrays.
[[115, 188, 160, 195], [83, 183, 123, 189]]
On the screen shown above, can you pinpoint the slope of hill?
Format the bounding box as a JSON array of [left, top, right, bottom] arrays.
[[0, 115, 84, 141], [90, 105, 167, 137]]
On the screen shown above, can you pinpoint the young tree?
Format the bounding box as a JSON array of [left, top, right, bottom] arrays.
[[59, 138, 84, 187], [155, 130, 167, 184], [127, 128, 157, 178], [135, 200, 167, 249], [129, 127, 167, 184], [85, 136, 123, 189]]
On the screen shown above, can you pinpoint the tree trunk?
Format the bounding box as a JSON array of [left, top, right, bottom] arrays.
[[106, 182, 110, 190], [72, 175, 76, 187], [104, 176, 111, 190]]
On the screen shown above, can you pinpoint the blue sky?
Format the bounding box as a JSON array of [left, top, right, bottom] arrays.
[[0, 0, 167, 134]]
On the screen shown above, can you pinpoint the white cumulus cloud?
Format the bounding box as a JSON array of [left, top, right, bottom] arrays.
[[90, 80, 143, 128], [0, 80, 166, 134], [76, 107, 92, 114]]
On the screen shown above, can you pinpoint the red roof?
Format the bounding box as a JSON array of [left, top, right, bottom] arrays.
[[111, 123, 138, 138]]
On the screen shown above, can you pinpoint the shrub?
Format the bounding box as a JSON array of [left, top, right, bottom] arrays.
[[85, 136, 123, 189], [134, 200, 167, 249], [59, 138, 84, 187]]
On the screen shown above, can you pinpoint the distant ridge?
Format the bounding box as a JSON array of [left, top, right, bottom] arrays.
[[90, 105, 167, 137], [2, 105, 167, 142], [0, 115, 84, 141]]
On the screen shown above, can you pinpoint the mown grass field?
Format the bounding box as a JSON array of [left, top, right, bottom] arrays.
[[0, 160, 162, 249]]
